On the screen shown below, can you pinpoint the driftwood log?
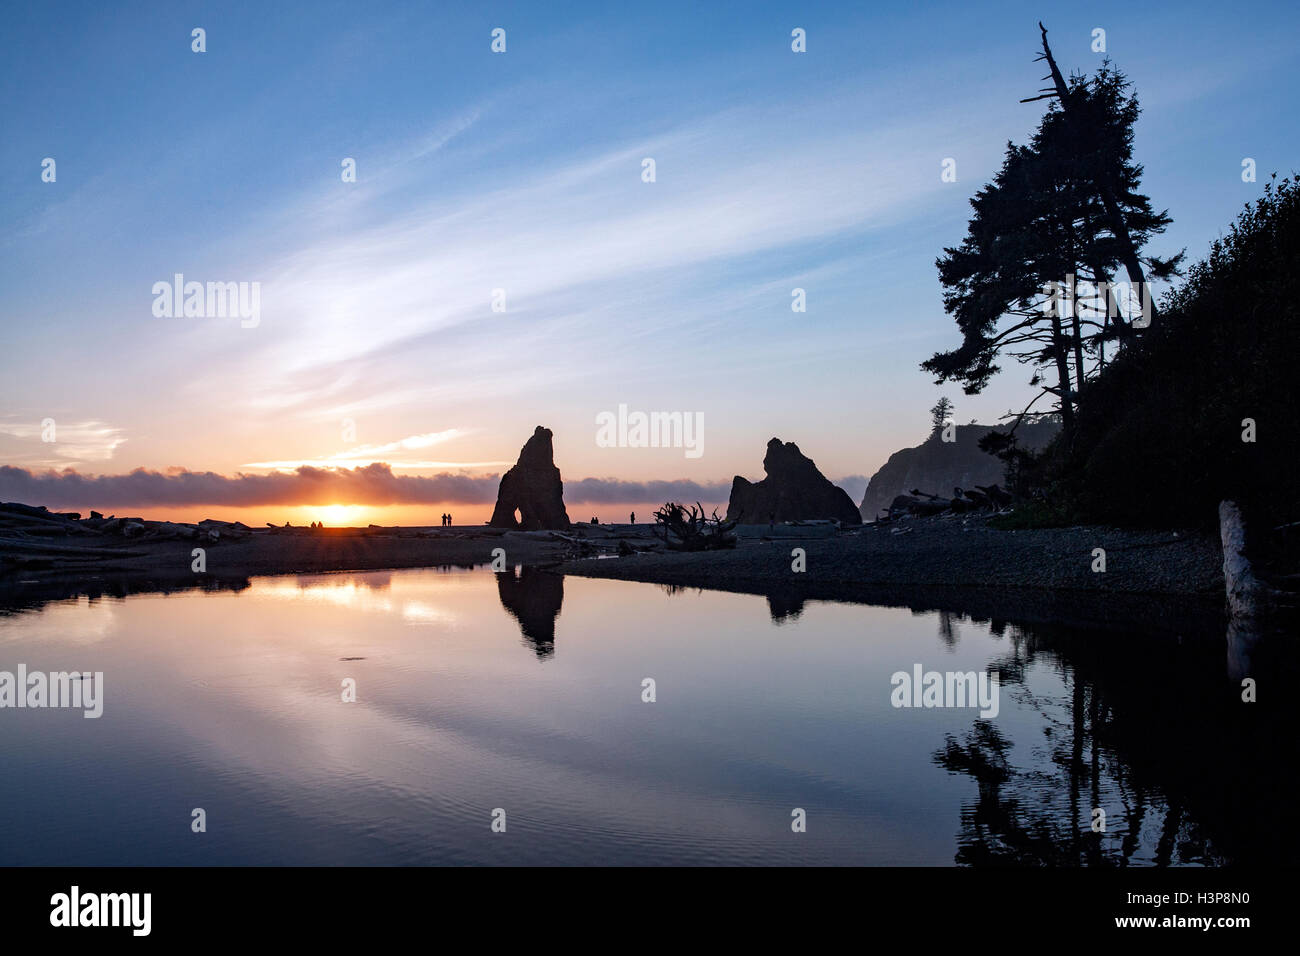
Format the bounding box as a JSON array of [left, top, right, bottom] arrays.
[[887, 484, 1013, 519], [1219, 500, 1264, 621]]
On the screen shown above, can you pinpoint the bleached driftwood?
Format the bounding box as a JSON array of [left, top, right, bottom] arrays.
[[1219, 500, 1263, 621]]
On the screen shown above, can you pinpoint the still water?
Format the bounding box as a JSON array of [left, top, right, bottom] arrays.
[[0, 567, 1293, 865]]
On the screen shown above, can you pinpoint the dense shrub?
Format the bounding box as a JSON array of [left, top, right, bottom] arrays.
[[1042, 176, 1300, 530]]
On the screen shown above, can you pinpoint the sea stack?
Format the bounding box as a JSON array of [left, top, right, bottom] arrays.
[[489, 426, 572, 530], [856, 420, 1059, 521], [726, 438, 862, 526]]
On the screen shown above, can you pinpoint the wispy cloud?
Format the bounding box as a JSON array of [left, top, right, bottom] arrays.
[[241, 458, 511, 471], [187, 95, 974, 428], [0, 419, 126, 466], [240, 429, 510, 470]]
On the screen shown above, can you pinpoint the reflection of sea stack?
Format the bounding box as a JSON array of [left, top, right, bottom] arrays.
[[766, 591, 806, 623], [489, 426, 571, 530], [495, 567, 563, 659], [726, 438, 862, 525]]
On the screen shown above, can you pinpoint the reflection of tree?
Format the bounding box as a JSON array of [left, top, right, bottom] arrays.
[[933, 618, 1239, 866], [937, 722, 1081, 865], [937, 610, 958, 649], [658, 584, 699, 598], [495, 568, 563, 660], [659, 583, 805, 625], [935, 710, 1194, 866]]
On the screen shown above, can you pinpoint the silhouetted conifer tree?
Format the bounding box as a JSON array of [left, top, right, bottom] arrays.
[[922, 28, 1181, 440]]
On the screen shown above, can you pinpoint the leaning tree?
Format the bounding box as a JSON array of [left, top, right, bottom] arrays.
[[922, 25, 1182, 441]]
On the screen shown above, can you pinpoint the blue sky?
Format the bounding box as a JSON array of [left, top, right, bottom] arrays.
[[1, 0, 1297, 520]]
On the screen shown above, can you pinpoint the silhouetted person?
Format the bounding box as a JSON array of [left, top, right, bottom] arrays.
[[448, 513, 453, 527], [630, 512, 635, 525]]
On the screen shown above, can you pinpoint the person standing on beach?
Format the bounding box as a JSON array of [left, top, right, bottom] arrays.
[[630, 512, 635, 525]]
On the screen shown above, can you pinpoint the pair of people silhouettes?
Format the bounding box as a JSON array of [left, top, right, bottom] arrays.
[[440, 513, 453, 527]]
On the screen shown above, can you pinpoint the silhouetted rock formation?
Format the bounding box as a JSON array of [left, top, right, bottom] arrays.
[[858, 421, 1059, 521], [489, 426, 571, 530], [495, 567, 563, 659], [726, 438, 862, 526]]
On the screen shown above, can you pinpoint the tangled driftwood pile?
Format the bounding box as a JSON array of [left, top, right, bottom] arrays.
[[653, 502, 737, 551]]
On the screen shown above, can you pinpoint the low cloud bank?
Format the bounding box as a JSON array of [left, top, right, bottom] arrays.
[[565, 477, 731, 505], [0, 464, 734, 509]]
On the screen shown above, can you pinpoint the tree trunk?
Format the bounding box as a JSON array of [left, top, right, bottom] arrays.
[[1050, 311, 1076, 435], [1071, 309, 1087, 398], [1219, 500, 1263, 620]]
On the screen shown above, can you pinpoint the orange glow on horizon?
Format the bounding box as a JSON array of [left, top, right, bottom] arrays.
[[55, 501, 724, 529]]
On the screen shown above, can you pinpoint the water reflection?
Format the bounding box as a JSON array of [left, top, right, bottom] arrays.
[[495, 567, 564, 659], [936, 610, 958, 649], [1, 566, 1296, 865], [933, 614, 1298, 866], [766, 592, 805, 624], [0, 573, 251, 617], [661, 584, 807, 625]]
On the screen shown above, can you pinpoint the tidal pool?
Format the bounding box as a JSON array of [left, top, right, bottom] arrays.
[[0, 567, 1292, 865]]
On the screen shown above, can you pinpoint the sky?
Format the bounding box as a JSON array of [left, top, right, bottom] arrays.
[[2, 0, 1297, 526]]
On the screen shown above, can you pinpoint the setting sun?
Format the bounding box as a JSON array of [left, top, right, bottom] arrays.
[[313, 504, 373, 527]]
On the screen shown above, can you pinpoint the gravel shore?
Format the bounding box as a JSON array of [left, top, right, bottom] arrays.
[[558, 517, 1228, 636], [562, 517, 1224, 594]]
